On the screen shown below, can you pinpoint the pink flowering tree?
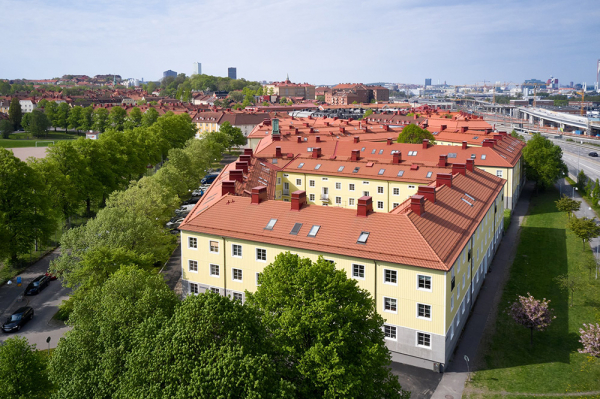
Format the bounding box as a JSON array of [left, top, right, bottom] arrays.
[[578, 323, 600, 358], [507, 293, 555, 346]]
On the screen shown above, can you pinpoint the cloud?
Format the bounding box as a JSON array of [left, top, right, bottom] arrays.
[[0, 0, 598, 84]]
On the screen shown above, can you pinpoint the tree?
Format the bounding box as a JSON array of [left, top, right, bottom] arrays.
[[0, 336, 51, 399], [67, 105, 83, 133], [567, 216, 600, 249], [246, 253, 408, 399], [577, 169, 588, 192], [228, 90, 244, 103], [362, 109, 374, 119], [78, 106, 93, 132], [141, 107, 159, 127], [44, 100, 59, 131], [397, 124, 436, 144], [27, 109, 51, 138], [127, 107, 143, 129], [554, 274, 585, 307], [49, 266, 179, 399], [592, 179, 600, 200], [555, 194, 580, 218], [523, 133, 568, 190], [0, 119, 13, 139], [92, 107, 109, 132], [316, 95, 325, 102], [8, 98, 22, 129], [146, 81, 157, 94], [118, 293, 293, 398], [510, 129, 525, 141], [109, 106, 127, 131], [55, 102, 70, 132], [507, 293, 555, 346], [579, 323, 600, 358], [219, 121, 246, 151]]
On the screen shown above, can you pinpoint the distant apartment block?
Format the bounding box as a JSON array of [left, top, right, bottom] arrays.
[[193, 62, 202, 75], [163, 70, 177, 78], [425, 78, 432, 86], [324, 83, 389, 105], [264, 77, 315, 100], [228, 67, 237, 80]]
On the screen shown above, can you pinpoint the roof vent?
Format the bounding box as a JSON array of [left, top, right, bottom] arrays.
[[351, 149, 360, 161], [229, 169, 244, 182], [466, 159, 475, 172], [315, 136, 321, 143], [387, 138, 393, 145], [244, 148, 253, 156], [462, 141, 468, 150], [312, 147, 321, 158], [354, 136, 360, 143], [482, 139, 496, 148], [275, 146, 282, 157], [235, 161, 248, 174], [392, 151, 401, 164]]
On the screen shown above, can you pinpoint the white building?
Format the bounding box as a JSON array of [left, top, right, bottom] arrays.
[[19, 99, 37, 113], [193, 62, 202, 75]]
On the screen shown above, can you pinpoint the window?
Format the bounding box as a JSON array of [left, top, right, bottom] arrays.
[[426, 171, 432, 178], [309, 180, 315, 187], [348, 198, 355, 206], [296, 178, 302, 185], [363, 191, 370, 197], [450, 321, 454, 339], [371, 149, 376, 154], [265, 219, 277, 230], [277, 177, 281, 185], [353, 167, 360, 173], [233, 292, 243, 301], [392, 202, 399, 208], [352, 264, 365, 279], [309, 194, 315, 201], [397, 170, 405, 177], [377, 201, 384, 209], [462, 274, 466, 289], [384, 269, 397, 284], [335, 182, 341, 189], [408, 185, 415, 189], [210, 287, 220, 294], [357, 231, 370, 244], [307, 225, 320, 237], [462, 299, 466, 314], [297, 163, 304, 168], [417, 332, 431, 348], [338, 166, 345, 172], [378, 169, 385, 175], [335, 196, 342, 205], [363, 181, 370, 185], [256, 272, 262, 286], [256, 248, 267, 261], [190, 283, 199, 294], [322, 177, 328, 181], [393, 187, 400, 195], [210, 264, 220, 277], [290, 223, 302, 235], [209, 240, 219, 253], [232, 244, 242, 257], [377, 186, 384, 194], [418, 275, 431, 290], [384, 325, 397, 340], [349, 183, 355, 191], [418, 303, 431, 319], [188, 237, 197, 249], [314, 164, 321, 170], [481, 154, 487, 160], [384, 297, 397, 312], [232, 268, 243, 281], [188, 260, 198, 272], [496, 170, 503, 178], [451, 295, 454, 311], [379, 149, 384, 154]]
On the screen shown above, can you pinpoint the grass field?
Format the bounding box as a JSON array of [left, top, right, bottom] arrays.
[[0, 131, 79, 148], [465, 188, 600, 397]]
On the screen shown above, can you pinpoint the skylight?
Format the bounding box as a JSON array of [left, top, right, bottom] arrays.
[[379, 149, 384, 154], [353, 167, 360, 173], [357, 231, 370, 244], [272, 158, 278, 164], [371, 149, 376, 154], [298, 163, 305, 168], [307, 225, 320, 237], [315, 164, 322, 170], [481, 154, 487, 160], [307, 147, 313, 152], [290, 223, 303, 235], [378, 169, 385, 175], [361, 147, 365, 152], [397, 170, 405, 177], [471, 154, 476, 159], [338, 166, 345, 172], [461, 198, 473, 206], [473, 136, 479, 139], [448, 153, 457, 158], [265, 219, 277, 230], [426, 171, 432, 178], [465, 193, 475, 201]]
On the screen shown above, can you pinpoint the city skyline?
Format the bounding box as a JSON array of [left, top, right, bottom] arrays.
[[1, 0, 599, 85]]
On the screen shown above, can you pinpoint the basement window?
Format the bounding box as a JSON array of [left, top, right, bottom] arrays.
[[307, 225, 320, 237], [297, 163, 305, 168], [264, 219, 277, 230], [357, 231, 370, 244], [290, 223, 303, 235]]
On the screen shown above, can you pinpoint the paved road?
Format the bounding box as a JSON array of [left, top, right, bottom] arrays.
[[0, 248, 72, 349]]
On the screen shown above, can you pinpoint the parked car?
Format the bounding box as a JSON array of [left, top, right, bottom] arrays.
[[182, 197, 200, 205], [24, 275, 50, 295], [166, 217, 184, 229], [45, 271, 57, 281], [192, 188, 204, 197], [201, 173, 219, 185], [589, 152, 598, 157], [2, 307, 34, 333], [175, 204, 195, 216]]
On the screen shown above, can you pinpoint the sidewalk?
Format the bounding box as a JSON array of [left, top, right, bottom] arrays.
[[431, 181, 534, 399], [565, 178, 600, 256]]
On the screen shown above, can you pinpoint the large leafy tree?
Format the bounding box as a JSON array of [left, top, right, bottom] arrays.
[[92, 107, 109, 132], [109, 106, 127, 131], [507, 293, 555, 346], [27, 108, 51, 138], [55, 102, 71, 132], [7, 97, 22, 129], [579, 323, 600, 358], [43, 100, 59, 131], [125, 107, 143, 129], [219, 121, 246, 151], [396, 123, 435, 144], [567, 216, 600, 249], [0, 149, 56, 265], [49, 267, 179, 399], [522, 133, 567, 189], [67, 105, 83, 133], [78, 106, 94, 132], [555, 194, 580, 218], [246, 253, 408, 399], [141, 107, 159, 127], [0, 337, 52, 399], [0, 119, 13, 139]]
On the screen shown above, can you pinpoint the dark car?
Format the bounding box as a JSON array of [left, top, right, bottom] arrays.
[[182, 196, 200, 205], [200, 173, 219, 185], [589, 152, 598, 157], [2, 306, 34, 333], [24, 275, 50, 295]]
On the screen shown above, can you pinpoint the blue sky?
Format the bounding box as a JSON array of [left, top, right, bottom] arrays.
[[1, 0, 598, 85]]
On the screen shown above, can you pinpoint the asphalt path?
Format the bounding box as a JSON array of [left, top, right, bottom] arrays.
[[0, 248, 72, 349]]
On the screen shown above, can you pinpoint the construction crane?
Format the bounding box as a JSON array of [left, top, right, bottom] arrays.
[[577, 83, 587, 116]]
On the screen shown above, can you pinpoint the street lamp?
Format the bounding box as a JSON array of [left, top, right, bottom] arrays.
[[573, 186, 578, 199]]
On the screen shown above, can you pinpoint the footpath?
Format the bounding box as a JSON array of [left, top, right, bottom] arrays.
[[431, 181, 534, 399]]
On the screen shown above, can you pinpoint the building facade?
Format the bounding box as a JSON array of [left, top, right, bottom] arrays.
[[228, 67, 237, 80]]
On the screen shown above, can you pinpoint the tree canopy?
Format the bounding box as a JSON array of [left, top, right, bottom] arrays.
[[8, 98, 22, 129], [396, 124, 436, 144], [522, 133, 567, 189], [0, 337, 51, 399], [567, 216, 600, 249], [555, 195, 581, 218]]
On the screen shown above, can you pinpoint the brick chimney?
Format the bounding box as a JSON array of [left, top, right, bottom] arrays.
[[351, 149, 360, 161], [461, 126, 468, 133], [422, 139, 430, 149], [438, 154, 448, 167], [499, 131, 508, 137], [440, 124, 447, 131], [244, 148, 253, 156], [466, 159, 475, 172], [417, 186, 436, 203], [291, 190, 306, 211], [273, 134, 281, 141], [482, 139, 495, 148], [312, 147, 321, 158], [251, 186, 267, 204], [340, 127, 346, 133], [436, 173, 452, 188], [452, 163, 467, 176], [297, 136, 302, 143], [462, 141, 468, 150], [275, 146, 282, 157], [387, 138, 393, 145], [410, 195, 425, 216], [315, 136, 321, 143], [392, 152, 401, 164], [235, 161, 248, 174], [229, 169, 244, 182], [357, 196, 373, 217], [353, 136, 360, 143], [240, 155, 251, 163], [493, 134, 503, 141], [222, 180, 236, 196], [383, 124, 389, 131]]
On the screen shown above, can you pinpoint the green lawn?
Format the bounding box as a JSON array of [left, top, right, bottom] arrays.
[[465, 188, 600, 397], [0, 131, 80, 148]]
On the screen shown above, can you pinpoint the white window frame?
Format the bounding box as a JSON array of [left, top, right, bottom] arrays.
[[384, 324, 397, 341], [417, 274, 432, 291], [188, 260, 198, 273], [496, 170, 503, 178], [188, 236, 198, 250], [256, 248, 267, 262], [210, 287, 220, 294], [377, 186, 384, 194], [309, 179, 315, 187], [416, 332, 432, 349], [209, 240, 219, 254], [352, 264, 365, 280], [417, 303, 432, 320], [256, 272, 262, 286], [393, 187, 400, 196], [335, 196, 342, 205], [296, 178, 302, 186], [210, 264, 220, 277], [383, 269, 397, 285], [232, 268, 243, 282], [309, 193, 315, 201], [335, 182, 341, 190], [377, 201, 384, 209], [232, 244, 242, 258], [383, 297, 397, 313], [232, 292, 243, 302], [348, 198, 355, 206], [349, 183, 355, 191], [277, 177, 281, 185], [190, 282, 199, 294]]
